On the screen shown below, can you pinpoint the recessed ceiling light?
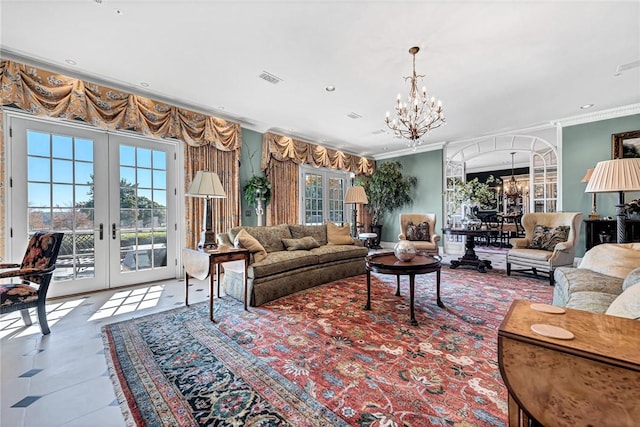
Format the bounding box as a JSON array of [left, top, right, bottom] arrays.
[[580, 104, 594, 110], [325, 85, 335, 92], [140, 82, 149, 87], [65, 59, 77, 65]]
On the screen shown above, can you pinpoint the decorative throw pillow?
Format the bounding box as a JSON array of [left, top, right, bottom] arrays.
[[529, 225, 569, 251], [282, 236, 320, 251], [405, 221, 418, 241], [234, 229, 267, 262], [416, 221, 431, 241], [326, 222, 354, 245]]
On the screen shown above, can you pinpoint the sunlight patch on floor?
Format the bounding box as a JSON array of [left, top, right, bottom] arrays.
[[89, 285, 164, 321], [0, 298, 86, 339]]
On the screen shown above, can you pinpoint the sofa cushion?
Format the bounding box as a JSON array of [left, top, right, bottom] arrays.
[[234, 229, 267, 262], [553, 267, 624, 307], [249, 250, 318, 279], [565, 291, 618, 314], [327, 222, 354, 245], [606, 281, 640, 319], [310, 245, 368, 263], [288, 224, 327, 246], [228, 224, 292, 253], [529, 225, 569, 251], [578, 243, 640, 279], [622, 266, 640, 292], [282, 236, 320, 251]]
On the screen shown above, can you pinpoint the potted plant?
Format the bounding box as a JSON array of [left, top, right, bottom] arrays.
[[447, 176, 499, 224], [243, 175, 272, 206], [357, 161, 417, 247]]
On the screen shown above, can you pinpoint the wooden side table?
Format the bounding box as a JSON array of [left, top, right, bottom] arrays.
[[182, 247, 250, 321], [498, 299, 640, 426]]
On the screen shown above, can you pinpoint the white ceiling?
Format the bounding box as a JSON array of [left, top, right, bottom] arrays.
[[1, 0, 639, 160]]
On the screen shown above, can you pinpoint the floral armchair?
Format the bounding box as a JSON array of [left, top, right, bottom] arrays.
[[0, 232, 65, 335]]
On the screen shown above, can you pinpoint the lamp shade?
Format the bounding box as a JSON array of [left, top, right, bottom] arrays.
[[585, 158, 640, 193], [186, 171, 226, 198], [580, 168, 593, 183], [344, 186, 368, 204]]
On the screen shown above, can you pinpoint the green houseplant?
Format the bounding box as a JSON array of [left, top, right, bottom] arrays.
[[243, 175, 272, 206], [358, 161, 417, 246]]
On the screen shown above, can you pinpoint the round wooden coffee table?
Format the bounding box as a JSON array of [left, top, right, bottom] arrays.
[[365, 252, 443, 326]]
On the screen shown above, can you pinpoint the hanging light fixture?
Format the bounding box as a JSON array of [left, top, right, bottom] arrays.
[[504, 152, 522, 201], [385, 46, 445, 149]]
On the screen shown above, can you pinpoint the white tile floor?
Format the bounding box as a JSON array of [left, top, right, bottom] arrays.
[[1, 277, 211, 427], [0, 247, 509, 427]]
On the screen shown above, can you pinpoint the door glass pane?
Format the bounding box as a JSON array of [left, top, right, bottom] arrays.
[[26, 130, 96, 281], [328, 177, 345, 223], [119, 145, 168, 272], [304, 173, 323, 224]]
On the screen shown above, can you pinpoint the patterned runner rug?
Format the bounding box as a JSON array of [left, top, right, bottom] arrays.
[[103, 268, 553, 426]]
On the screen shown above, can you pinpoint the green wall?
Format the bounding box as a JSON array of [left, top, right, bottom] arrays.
[[377, 150, 444, 243], [239, 128, 264, 226], [562, 114, 640, 256], [239, 114, 639, 253]]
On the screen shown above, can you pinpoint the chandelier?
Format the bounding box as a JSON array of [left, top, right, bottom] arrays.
[[504, 152, 522, 200], [385, 46, 445, 149]]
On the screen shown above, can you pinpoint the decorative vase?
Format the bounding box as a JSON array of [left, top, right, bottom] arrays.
[[394, 240, 416, 261]]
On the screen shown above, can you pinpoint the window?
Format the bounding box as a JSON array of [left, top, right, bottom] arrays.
[[299, 165, 349, 225]]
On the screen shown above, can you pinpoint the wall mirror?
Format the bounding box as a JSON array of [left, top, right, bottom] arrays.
[[612, 130, 640, 159]]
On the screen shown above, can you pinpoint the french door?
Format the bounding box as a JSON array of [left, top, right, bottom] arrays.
[[299, 165, 348, 225], [7, 115, 178, 297]]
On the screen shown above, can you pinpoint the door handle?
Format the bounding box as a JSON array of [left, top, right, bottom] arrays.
[[99, 223, 104, 240], [112, 223, 117, 240]]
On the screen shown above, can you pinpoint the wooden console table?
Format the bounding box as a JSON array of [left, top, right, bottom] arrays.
[[182, 247, 250, 321], [498, 300, 640, 426]]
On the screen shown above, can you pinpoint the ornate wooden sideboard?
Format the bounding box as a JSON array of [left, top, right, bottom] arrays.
[[498, 300, 640, 427], [584, 219, 640, 251]]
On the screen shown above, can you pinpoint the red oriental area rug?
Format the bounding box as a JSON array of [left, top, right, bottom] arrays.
[[103, 268, 553, 426]]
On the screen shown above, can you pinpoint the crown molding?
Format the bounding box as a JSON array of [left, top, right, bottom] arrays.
[[553, 104, 640, 128], [373, 140, 447, 160]]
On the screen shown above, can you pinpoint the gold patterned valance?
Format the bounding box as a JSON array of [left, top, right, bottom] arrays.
[[261, 132, 375, 176], [0, 60, 241, 150]]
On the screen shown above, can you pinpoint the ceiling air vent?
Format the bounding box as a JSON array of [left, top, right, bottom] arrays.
[[347, 112, 362, 119], [258, 71, 283, 84]]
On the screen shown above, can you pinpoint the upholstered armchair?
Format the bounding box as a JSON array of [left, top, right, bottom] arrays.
[[0, 232, 64, 334], [506, 212, 582, 285], [398, 213, 440, 256]]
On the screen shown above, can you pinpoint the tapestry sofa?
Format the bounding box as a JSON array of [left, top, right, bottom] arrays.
[[217, 223, 368, 306], [552, 243, 640, 319]]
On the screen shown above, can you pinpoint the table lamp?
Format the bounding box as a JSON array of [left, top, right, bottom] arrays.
[[186, 170, 226, 248], [344, 186, 368, 237], [581, 168, 599, 219], [585, 158, 640, 243]]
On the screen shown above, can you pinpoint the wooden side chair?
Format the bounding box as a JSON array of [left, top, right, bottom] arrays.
[[0, 232, 65, 334]]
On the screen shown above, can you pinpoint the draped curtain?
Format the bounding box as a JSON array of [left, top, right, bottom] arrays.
[[0, 59, 242, 249], [261, 132, 375, 225], [184, 145, 240, 249]]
